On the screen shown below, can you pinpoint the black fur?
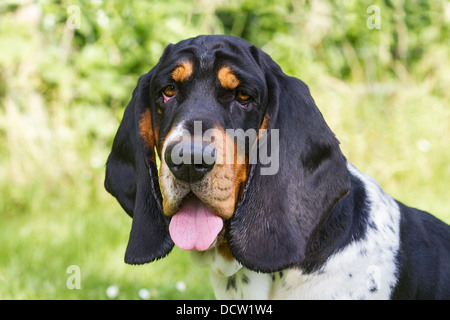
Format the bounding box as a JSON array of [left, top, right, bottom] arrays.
[[105, 73, 174, 264], [105, 35, 450, 299], [299, 172, 370, 274], [228, 57, 350, 272], [392, 202, 450, 299]]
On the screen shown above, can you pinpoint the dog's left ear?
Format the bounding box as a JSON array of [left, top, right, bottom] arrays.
[[105, 71, 174, 265], [228, 51, 351, 273]]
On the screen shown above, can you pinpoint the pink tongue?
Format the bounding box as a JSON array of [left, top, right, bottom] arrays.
[[169, 197, 223, 251]]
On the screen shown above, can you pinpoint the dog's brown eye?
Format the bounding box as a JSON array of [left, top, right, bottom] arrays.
[[162, 85, 176, 102], [236, 90, 251, 106]]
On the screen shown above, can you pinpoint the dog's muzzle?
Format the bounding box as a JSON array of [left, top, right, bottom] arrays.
[[164, 141, 217, 183]]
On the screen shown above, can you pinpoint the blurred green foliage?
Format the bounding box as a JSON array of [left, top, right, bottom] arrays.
[[0, 0, 449, 299]]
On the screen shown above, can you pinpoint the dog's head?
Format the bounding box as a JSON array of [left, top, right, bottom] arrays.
[[105, 35, 350, 272]]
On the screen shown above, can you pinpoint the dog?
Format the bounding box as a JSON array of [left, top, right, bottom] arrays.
[[105, 35, 450, 299]]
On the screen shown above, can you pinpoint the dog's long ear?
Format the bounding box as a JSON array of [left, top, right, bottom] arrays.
[[228, 52, 350, 273], [105, 71, 174, 265]]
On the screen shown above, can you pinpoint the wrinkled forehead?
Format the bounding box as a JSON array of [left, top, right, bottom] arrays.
[[155, 36, 265, 88]]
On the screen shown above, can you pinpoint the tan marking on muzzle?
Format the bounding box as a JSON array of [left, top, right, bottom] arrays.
[[191, 126, 248, 219], [158, 124, 249, 220]]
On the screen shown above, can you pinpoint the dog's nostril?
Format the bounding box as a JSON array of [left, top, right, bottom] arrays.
[[165, 141, 216, 183]]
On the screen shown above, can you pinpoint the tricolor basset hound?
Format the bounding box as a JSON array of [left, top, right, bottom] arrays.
[[105, 35, 450, 300]]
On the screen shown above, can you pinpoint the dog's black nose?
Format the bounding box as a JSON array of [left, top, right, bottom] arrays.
[[164, 141, 216, 182]]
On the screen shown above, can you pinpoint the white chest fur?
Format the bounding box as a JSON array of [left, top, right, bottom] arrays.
[[192, 164, 401, 300]]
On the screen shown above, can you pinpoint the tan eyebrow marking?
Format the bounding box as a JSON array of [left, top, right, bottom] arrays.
[[171, 60, 193, 82], [218, 66, 240, 90]]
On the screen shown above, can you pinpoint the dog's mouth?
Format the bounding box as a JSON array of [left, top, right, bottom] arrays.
[[168, 193, 224, 251]]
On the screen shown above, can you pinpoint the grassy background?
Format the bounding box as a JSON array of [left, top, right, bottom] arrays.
[[0, 0, 449, 299]]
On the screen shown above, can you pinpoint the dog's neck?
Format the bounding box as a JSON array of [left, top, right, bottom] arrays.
[[191, 247, 274, 299]]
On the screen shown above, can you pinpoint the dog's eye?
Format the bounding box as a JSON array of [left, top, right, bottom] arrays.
[[162, 85, 176, 102], [236, 90, 251, 107]]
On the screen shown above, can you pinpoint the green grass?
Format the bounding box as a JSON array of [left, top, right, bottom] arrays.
[[1, 0, 449, 300], [313, 81, 450, 224], [0, 178, 214, 299], [1, 78, 448, 299], [0, 101, 214, 299]]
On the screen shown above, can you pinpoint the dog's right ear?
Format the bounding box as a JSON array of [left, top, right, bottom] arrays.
[[105, 71, 174, 264]]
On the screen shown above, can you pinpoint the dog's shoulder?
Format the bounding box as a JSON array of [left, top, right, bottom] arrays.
[[195, 163, 405, 299], [392, 201, 450, 299]]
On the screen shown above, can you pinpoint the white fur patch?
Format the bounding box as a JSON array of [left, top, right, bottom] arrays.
[[193, 162, 402, 300]]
